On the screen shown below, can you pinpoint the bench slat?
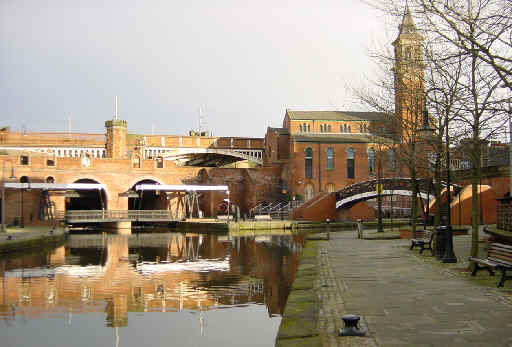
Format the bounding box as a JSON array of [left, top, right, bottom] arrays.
[[488, 252, 512, 263], [492, 243, 512, 251]]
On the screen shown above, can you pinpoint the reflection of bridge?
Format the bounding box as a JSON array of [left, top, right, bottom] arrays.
[[336, 178, 462, 209]]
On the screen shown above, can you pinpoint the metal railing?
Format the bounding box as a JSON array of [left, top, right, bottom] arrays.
[[249, 200, 303, 219], [65, 210, 177, 223]]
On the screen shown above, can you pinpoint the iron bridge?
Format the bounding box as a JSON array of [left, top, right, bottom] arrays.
[[336, 178, 462, 209]]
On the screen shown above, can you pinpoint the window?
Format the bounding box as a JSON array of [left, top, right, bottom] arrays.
[[307, 124, 311, 132], [387, 148, 396, 170], [156, 157, 163, 168], [20, 155, 29, 165], [368, 148, 375, 175], [320, 124, 324, 133], [299, 124, 303, 132], [364, 124, 368, 133], [46, 159, 55, 167], [344, 124, 347, 133], [348, 125, 351, 133], [327, 124, 331, 132], [305, 184, 314, 201], [347, 147, 355, 179], [325, 183, 335, 193], [326, 147, 334, 169], [46, 176, 55, 183], [305, 147, 313, 179], [132, 155, 141, 168], [360, 124, 363, 133], [20, 176, 29, 184]]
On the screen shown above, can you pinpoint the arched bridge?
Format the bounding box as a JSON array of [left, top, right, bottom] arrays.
[[336, 178, 462, 209]]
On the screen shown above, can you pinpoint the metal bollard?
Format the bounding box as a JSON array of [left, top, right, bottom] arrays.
[[357, 219, 364, 239], [339, 314, 366, 336], [434, 226, 447, 259]]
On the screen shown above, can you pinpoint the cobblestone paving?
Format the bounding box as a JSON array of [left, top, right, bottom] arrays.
[[318, 229, 512, 347]]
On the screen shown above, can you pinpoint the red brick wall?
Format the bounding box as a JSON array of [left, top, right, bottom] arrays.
[[337, 202, 376, 221]]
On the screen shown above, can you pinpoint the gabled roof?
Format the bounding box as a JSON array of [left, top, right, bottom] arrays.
[[286, 110, 388, 121]]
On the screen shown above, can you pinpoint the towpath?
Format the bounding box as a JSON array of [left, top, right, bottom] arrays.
[[318, 229, 512, 346]]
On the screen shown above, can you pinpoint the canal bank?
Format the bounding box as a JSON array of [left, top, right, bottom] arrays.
[[0, 226, 67, 253], [281, 228, 512, 347]]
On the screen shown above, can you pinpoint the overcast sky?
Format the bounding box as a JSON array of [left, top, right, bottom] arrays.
[[1, 0, 394, 138]]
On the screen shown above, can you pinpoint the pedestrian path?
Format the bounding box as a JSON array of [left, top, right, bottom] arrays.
[[318, 229, 512, 347]]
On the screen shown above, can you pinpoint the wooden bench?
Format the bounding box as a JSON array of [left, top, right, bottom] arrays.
[[410, 230, 434, 255], [469, 242, 512, 287]]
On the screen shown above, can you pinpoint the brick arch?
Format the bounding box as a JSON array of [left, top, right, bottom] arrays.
[[126, 176, 165, 190], [67, 175, 110, 206]]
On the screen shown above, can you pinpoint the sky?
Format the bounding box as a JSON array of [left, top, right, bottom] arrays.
[[1, 0, 393, 138]]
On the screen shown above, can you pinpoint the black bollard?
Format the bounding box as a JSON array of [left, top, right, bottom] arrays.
[[434, 226, 446, 260], [441, 225, 457, 263], [339, 314, 366, 337]]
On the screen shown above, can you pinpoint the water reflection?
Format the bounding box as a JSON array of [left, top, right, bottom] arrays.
[[0, 231, 303, 346]]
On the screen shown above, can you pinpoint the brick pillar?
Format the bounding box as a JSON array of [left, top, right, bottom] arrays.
[[105, 120, 128, 159]]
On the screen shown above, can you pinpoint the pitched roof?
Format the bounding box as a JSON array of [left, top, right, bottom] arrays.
[[286, 110, 388, 121], [292, 133, 393, 144]]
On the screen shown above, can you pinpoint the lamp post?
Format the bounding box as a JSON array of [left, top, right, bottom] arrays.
[[441, 110, 457, 263], [1, 161, 16, 233]]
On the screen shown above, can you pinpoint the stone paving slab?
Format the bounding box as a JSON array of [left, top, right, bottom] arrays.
[[319, 229, 512, 347]]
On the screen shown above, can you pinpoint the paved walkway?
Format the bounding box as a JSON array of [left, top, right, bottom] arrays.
[[318, 229, 512, 347]]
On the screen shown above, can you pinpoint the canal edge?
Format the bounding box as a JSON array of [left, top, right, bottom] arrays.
[[0, 228, 68, 254], [275, 238, 322, 347]]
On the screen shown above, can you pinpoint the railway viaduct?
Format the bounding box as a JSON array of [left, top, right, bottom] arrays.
[[0, 118, 283, 229]]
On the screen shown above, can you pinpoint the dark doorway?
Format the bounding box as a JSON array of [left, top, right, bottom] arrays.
[[66, 179, 107, 210]]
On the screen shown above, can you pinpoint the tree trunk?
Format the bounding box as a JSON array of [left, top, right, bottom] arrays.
[[471, 141, 480, 259]]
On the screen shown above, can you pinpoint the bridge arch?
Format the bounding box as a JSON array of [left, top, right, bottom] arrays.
[[126, 176, 165, 190], [164, 148, 263, 166], [66, 178, 109, 211], [128, 178, 165, 211], [336, 178, 461, 209]]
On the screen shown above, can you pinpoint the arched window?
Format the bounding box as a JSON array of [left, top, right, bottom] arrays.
[[305, 147, 313, 179], [344, 124, 347, 133], [307, 124, 311, 132], [132, 155, 141, 168], [348, 125, 351, 133], [347, 147, 355, 179], [368, 147, 375, 175], [20, 176, 29, 183], [46, 176, 55, 183], [387, 148, 396, 170], [360, 124, 363, 133], [320, 124, 324, 133], [305, 184, 314, 201], [299, 124, 303, 132], [364, 124, 368, 133], [326, 147, 334, 169], [327, 124, 331, 132]]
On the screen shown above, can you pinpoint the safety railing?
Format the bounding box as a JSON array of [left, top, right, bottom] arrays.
[[65, 210, 176, 222]]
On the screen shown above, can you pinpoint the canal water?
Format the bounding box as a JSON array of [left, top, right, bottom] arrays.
[[0, 230, 304, 347]]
